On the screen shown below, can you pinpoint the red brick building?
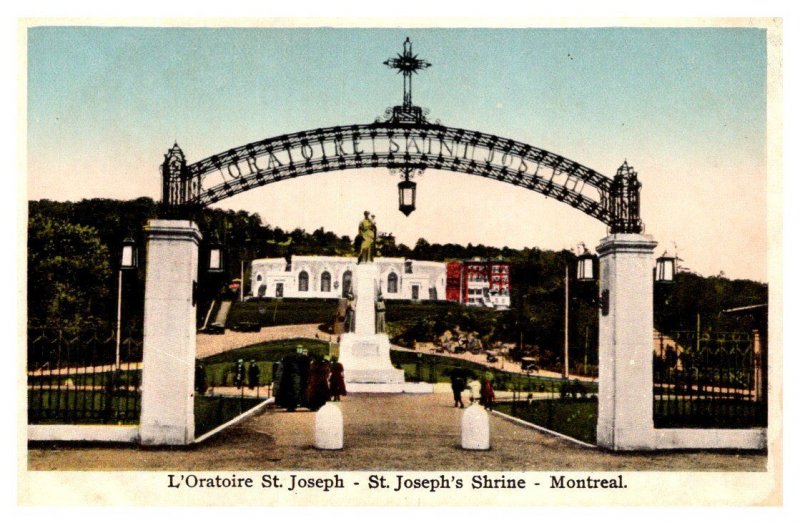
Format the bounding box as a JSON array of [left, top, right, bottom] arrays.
[[446, 258, 511, 309]]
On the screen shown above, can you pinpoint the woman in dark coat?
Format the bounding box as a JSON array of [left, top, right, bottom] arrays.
[[306, 357, 331, 411], [329, 356, 347, 401], [480, 377, 495, 410], [277, 353, 302, 412]]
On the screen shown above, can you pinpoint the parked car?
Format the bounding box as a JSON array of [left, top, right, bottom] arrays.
[[232, 320, 261, 332], [520, 358, 538, 372], [204, 322, 225, 335], [486, 353, 498, 363]]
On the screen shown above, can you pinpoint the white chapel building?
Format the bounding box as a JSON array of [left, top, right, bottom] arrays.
[[250, 255, 447, 302]]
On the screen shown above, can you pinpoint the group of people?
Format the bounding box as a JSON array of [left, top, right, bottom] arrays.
[[273, 349, 347, 412], [231, 359, 262, 390], [450, 367, 495, 410]]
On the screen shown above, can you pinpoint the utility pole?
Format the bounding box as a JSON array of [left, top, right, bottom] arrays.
[[563, 264, 570, 379]]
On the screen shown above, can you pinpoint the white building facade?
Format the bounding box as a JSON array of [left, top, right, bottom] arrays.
[[250, 256, 447, 302]]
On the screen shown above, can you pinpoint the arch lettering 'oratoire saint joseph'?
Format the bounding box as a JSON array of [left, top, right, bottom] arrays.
[[161, 37, 644, 234], [162, 122, 644, 234]]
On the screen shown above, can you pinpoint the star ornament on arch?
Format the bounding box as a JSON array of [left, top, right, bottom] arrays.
[[384, 53, 431, 75], [383, 37, 431, 75]]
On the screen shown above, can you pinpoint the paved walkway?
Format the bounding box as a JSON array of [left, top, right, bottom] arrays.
[[196, 324, 329, 359], [28, 392, 765, 472]]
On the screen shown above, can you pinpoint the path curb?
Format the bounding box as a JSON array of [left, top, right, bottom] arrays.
[[194, 397, 274, 444], [489, 408, 597, 449]]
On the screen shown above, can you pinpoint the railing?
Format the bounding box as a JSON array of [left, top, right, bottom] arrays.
[[390, 350, 599, 393], [653, 331, 767, 428], [27, 328, 142, 424]]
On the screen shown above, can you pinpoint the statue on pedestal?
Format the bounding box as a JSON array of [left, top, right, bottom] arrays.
[[344, 291, 356, 333], [375, 291, 386, 334], [355, 211, 376, 264]]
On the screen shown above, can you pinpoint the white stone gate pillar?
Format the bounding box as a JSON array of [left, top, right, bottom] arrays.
[[596, 233, 657, 450], [139, 220, 201, 446]]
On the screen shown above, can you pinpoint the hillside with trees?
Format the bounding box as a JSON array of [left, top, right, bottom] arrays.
[[27, 198, 768, 371]]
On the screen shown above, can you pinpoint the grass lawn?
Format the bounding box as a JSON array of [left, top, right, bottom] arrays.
[[494, 398, 598, 445], [194, 395, 263, 437], [226, 299, 338, 328]]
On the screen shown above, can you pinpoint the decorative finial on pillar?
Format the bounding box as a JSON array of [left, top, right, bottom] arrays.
[[609, 160, 643, 234]]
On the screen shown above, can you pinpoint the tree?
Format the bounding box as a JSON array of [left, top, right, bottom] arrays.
[[27, 213, 112, 332]]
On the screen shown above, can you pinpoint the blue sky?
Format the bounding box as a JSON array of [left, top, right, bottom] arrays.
[[26, 26, 769, 281]]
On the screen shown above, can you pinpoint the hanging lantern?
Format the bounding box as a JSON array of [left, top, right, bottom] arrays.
[[655, 255, 676, 283], [208, 239, 224, 273], [120, 237, 138, 270], [398, 175, 417, 216]]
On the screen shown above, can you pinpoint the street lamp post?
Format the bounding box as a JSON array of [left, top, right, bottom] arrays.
[[565, 244, 599, 379], [116, 237, 137, 368]]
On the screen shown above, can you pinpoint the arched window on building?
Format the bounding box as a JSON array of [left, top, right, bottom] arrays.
[[342, 270, 352, 297], [321, 271, 331, 292], [387, 272, 398, 294], [298, 271, 309, 292]]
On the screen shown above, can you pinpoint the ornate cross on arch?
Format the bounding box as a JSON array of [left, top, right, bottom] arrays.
[[384, 37, 431, 109]]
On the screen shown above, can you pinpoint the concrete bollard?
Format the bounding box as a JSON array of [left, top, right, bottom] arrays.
[[461, 404, 490, 450], [314, 403, 343, 450]]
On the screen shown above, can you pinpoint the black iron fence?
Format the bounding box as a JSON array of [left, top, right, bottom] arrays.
[[653, 331, 767, 428], [391, 350, 599, 393], [27, 327, 142, 424]]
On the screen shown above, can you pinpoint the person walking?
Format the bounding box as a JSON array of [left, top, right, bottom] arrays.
[[450, 366, 467, 408], [480, 375, 496, 410], [233, 359, 245, 389], [247, 359, 260, 390], [329, 356, 347, 401]]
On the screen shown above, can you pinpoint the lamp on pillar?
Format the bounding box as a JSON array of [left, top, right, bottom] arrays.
[[398, 170, 417, 216], [655, 252, 676, 283], [576, 245, 598, 282], [121, 236, 138, 270], [208, 237, 224, 273], [115, 236, 138, 368], [564, 243, 599, 379]]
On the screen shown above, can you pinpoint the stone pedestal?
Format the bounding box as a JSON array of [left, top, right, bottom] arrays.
[[596, 233, 658, 450], [139, 220, 201, 446], [315, 403, 344, 450], [338, 264, 405, 386], [461, 404, 491, 450]]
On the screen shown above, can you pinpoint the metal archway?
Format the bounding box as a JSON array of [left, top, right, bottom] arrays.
[[161, 38, 643, 234]]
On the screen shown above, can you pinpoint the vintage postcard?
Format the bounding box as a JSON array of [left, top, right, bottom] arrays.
[[18, 17, 783, 507]]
